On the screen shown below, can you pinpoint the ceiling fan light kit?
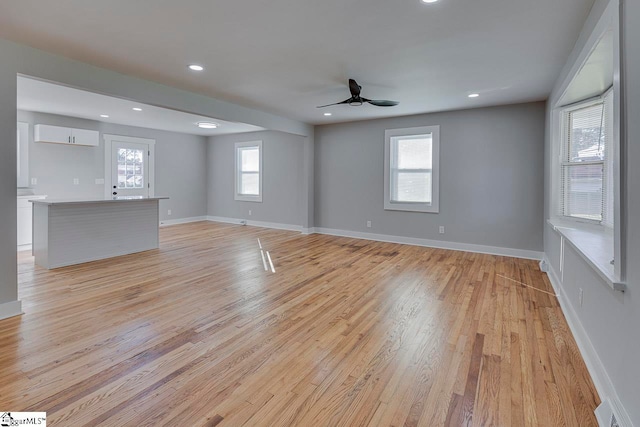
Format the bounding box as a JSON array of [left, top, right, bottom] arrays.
[[317, 79, 399, 108]]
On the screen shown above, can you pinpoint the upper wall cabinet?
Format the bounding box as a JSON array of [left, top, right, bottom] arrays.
[[34, 124, 99, 147]]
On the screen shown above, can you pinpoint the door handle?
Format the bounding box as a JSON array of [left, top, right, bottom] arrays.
[[112, 192, 118, 195]]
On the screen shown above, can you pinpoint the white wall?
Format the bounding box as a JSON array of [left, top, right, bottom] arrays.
[[314, 102, 546, 254], [544, 0, 639, 425], [18, 111, 208, 222], [207, 131, 305, 228]]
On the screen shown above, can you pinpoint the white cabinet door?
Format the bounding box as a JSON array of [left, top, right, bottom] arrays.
[[34, 124, 72, 144], [72, 128, 99, 146], [17, 206, 31, 246]]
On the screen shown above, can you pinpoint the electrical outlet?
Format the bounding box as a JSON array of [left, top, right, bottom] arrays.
[[167, 209, 172, 216], [31, 177, 37, 185], [73, 178, 79, 185], [439, 226, 445, 234], [366, 220, 372, 228], [579, 288, 584, 307], [249, 210, 252, 216]]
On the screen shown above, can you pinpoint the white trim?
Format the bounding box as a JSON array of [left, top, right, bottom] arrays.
[[384, 125, 440, 213], [17, 244, 32, 252], [550, 0, 618, 107], [103, 134, 156, 198], [159, 216, 208, 227], [544, 259, 632, 427], [547, 219, 624, 291], [313, 227, 543, 260], [207, 216, 302, 232], [234, 140, 263, 203], [0, 300, 23, 321], [301, 227, 316, 235]]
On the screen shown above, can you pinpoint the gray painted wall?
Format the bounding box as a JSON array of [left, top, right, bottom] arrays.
[[17, 110, 208, 222], [315, 102, 545, 252], [543, 0, 639, 424], [207, 131, 304, 227]]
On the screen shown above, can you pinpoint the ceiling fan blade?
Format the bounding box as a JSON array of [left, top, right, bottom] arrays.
[[365, 99, 399, 107], [316, 98, 351, 108], [348, 79, 361, 97]]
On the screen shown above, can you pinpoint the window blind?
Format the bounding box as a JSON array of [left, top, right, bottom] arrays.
[[238, 147, 260, 195], [561, 101, 607, 222], [390, 135, 433, 203], [603, 91, 614, 228]]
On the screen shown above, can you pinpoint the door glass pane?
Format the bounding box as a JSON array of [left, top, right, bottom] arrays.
[[117, 148, 144, 189]]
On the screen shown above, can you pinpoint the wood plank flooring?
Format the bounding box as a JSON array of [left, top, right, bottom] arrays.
[[1, 222, 599, 426]]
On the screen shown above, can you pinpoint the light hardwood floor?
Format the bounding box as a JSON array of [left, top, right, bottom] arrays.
[[1, 222, 598, 426]]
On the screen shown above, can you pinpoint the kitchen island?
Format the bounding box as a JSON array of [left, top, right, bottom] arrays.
[[32, 197, 168, 269]]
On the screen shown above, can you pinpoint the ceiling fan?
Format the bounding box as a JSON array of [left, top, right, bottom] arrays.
[[317, 79, 399, 108]]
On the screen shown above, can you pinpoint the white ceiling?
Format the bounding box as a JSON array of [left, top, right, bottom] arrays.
[[17, 77, 264, 136], [1, 0, 595, 125]]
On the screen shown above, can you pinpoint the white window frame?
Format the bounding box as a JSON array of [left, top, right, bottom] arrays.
[[384, 125, 440, 213], [234, 140, 263, 202], [559, 95, 612, 225]]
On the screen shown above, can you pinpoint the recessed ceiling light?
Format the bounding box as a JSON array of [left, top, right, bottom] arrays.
[[188, 64, 204, 71], [421, 0, 439, 3], [324, 113, 332, 116], [100, 114, 109, 118], [197, 121, 218, 129], [132, 107, 143, 111], [468, 93, 480, 98]]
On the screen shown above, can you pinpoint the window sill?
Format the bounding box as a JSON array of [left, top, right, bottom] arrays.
[[234, 195, 262, 203], [547, 218, 625, 292]]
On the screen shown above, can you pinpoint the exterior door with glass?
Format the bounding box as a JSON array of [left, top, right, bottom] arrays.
[[111, 141, 149, 198]]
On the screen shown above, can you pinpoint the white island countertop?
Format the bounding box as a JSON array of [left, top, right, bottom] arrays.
[[31, 196, 168, 206]]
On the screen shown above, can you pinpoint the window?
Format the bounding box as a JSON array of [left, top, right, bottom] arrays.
[[235, 140, 263, 202], [384, 126, 440, 213], [560, 91, 614, 226]]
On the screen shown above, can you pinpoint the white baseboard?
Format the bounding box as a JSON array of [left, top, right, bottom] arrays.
[[313, 227, 544, 260], [206, 216, 303, 233], [0, 300, 23, 321], [159, 216, 208, 227], [301, 227, 316, 235], [544, 258, 632, 427]]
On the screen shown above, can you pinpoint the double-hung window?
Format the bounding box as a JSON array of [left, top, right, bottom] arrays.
[[384, 126, 440, 213], [235, 140, 262, 202], [560, 91, 613, 226]]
